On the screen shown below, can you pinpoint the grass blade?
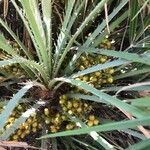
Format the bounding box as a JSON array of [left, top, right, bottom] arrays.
[[20, 0, 50, 76], [53, 0, 107, 77], [93, 11, 128, 47], [131, 97, 150, 107], [84, 0, 128, 47], [129, 0, 139, 43], [79, 48, 150, 65], [114, 68, 150, 80], [71, 59, 129, 78], [68, 115, 115, 150], [67, 93, 107, 104], [38, 116, 150, 139], [125, 138, 150, 150], [11, 0, 42, 62], [54, 0, 76, 62], [41, 0, 52, 76], [0, 57, 48, 83], [56, 78, 146, 118], [0, 18, 32, 59], [0, 34, 17, 56], [65, 11, 129, 74]]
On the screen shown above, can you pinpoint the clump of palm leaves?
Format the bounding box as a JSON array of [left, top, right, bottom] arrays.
[[0, 0, 150, 149]]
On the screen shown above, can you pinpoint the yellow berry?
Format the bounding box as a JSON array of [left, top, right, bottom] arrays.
[[25, 129, 30, 135], [84, 103, 88, 108], [93, 119, 99, 125], [38, 124, 42, 129], [54, 117, 61, 125], [45, 118, 51, 124], [75, 78, 80, 81], [17, 129, 22, 136], [100, 57, 107, 63], [95, 72, 102, 77], [17, 105, 23, 110], [82, 76, 89, 82], [87, 120, 93, 127], [107, 41, 111, 49], [50, 126, 58, 133], [59, 99, 66, 104], [5, 124, 11, 129], [31, 112, 36, 118], [12, 135, 18, 140], [61, 115, 67, 121], [68, 110, 73, 115], [80, 56, 86, 61], [62, 106, 68, 112], [76, 107, 82, 113], [32, 122, 38, 128], [90, 77, 97, 82], [8, 117, 15, 123], [89, 115, 95, 121], [44, 108, 49, 116], [107, 77, 113, 83], [20, 133, 26, 139], [79, 65, 85, 70], [32, 128, 37, 133], [66, 124, 73, 130], [67, 101, 72, 109], [73, 101, 79, 108], [27, 118, 32, 124], [108, 68, 114, 74], [62, 95, 67, 100]]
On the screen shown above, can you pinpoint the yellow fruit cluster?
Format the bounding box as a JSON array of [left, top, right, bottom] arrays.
[[11, 112, 42, 141], [0, 42, 25, 77], [100, 38, 113, 49], [42, 108, 67, 133], [59, 95, 92, 116], [75, 38, 114, 91], [1, 64, 25, 77], [42, 105, 79, 132], [87, 115, 99, 127], [59, 95, 99, 127], [0, 104, 41, 141], [76, 54, 114, 90]]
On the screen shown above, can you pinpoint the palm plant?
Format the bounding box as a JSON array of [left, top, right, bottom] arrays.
[[0, 0, 150, 149]]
